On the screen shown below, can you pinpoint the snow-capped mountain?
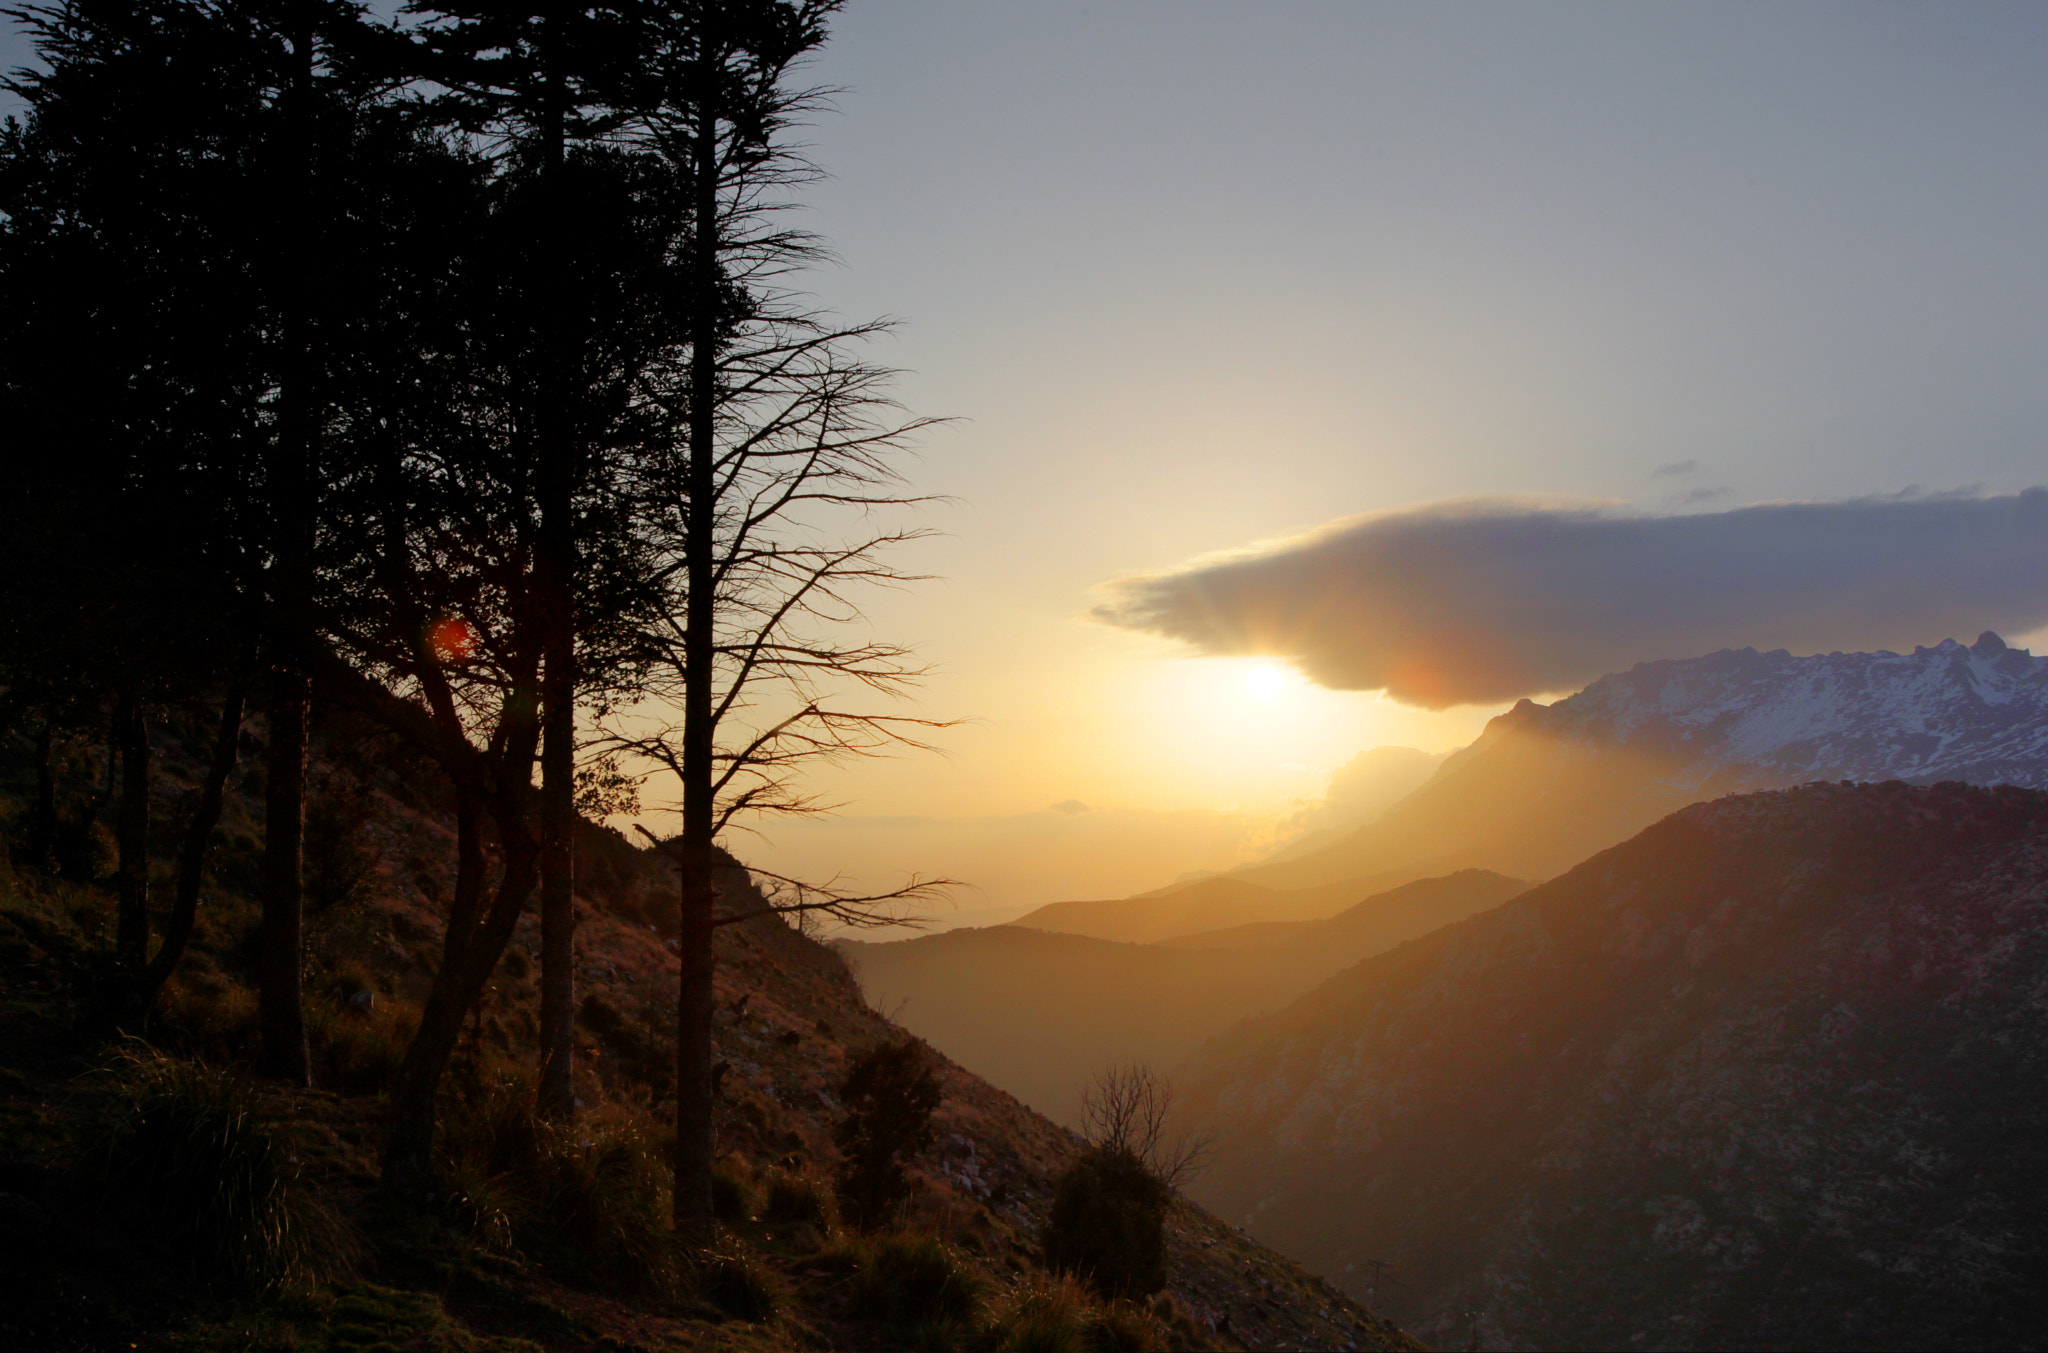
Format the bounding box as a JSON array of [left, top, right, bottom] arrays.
[[1511, 630, 2048, 789], [1231, 632, 2048, 890]]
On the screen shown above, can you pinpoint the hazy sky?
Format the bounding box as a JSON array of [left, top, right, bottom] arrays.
[[744, 1, 2048, 902], [13, 3, 2048, 905]]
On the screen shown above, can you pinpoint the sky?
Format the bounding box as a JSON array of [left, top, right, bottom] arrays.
[[746, 1, 2048, 909], [12, 2, 2048, 910]]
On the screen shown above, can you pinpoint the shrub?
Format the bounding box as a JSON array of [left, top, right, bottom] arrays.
[[762, 1171, 831, 1227], [847, 1231, 984, 1325], [693, 1247, 781, 1321], [989, 1274, 1092, 1353], [1041, 1147, 1168, 1300], [1042, 1065, 1202, 1300], [833, 1037, 942, 1231], [99, 1046, 353, 1294]]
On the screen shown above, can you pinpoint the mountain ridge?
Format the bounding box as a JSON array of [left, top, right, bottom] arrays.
[[1223, 631, 2048, 894], [1179, 779, 2048, 1351], [842, 870, 1526, 1125]]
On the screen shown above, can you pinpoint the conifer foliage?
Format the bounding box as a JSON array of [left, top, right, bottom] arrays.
[[0, 0, 942, 1212], [831, 1036, 942, 1231]]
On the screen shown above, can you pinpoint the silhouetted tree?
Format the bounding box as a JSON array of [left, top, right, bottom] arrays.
[[832, 1037, 942, 1231], [1041, 1064, 1206, 1299], [579, 0, 954, 1234], [0, 0, 287, 1019]]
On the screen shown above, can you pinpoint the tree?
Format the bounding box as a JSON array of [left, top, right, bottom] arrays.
[[1041, 1065, 1206, 1299], [0, 0, 310, 1022], [832, 1037, 942, 1231], [583, 0, 955, 1231], [302, 68, 695, 1190], [394, 0, 712, 1123]]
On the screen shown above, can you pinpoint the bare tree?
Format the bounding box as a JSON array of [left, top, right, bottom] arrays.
[[607, 301, 959, 1229], [582, 0, 957, 1234], [1080, 1062, 1207, 1190], [1043, 1063, 1209, 1298]]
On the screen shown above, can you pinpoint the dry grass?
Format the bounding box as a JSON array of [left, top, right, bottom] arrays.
[[96, 1044, 358, 1295]]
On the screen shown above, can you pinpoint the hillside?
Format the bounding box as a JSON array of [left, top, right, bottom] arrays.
[[1180, 780, 2048, 1351], [0, 716, 1413, 1353], [844, 870, 1525, 1125]]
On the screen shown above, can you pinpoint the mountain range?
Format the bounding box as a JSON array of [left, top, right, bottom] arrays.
[[1179, 780, 2048, 1351], [841, 870, 1527, 1124], [1012, 631, 2048, 944]]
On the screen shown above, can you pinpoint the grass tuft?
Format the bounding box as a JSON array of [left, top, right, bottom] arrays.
[[988, 1273, 1095, 1353], [847, 1230, 986, 1326], [98, 1044, 355, 1295], [439, 1076, 675, 1295], [692, 1245, 782, 1321], [762, 1170, 830, 1227], [710, 1161, 753, 1223]]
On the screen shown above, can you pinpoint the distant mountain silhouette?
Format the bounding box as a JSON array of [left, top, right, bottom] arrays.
[[1009, 873, 1412, 944], [840, 870, 1525, 1124], [1181, 780, 2048, 1351]]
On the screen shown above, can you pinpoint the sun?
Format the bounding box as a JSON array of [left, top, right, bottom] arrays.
[[1247, 663, 1285, 701]]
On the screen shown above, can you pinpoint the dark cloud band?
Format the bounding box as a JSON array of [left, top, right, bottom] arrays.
[[1091, 490, 2048, 707]]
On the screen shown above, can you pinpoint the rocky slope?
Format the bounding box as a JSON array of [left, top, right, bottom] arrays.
[[0, 713, 1412, 1353], [1180, 780, 2048, 1351]]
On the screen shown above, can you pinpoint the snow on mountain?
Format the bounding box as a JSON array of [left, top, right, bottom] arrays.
[[1504, 630, 2048, 790], [1231, 632, 2048, 893]]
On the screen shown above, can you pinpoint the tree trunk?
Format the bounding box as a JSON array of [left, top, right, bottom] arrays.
[[537, 689, 576, 1117], [259, 673, 309, 1083], [258, 2, 316, 1087], [673, 843, 717, 1230], [384, 786, 539, 1194], [535, 7, 578, 1125], [29, 721, 56, 869], [113, 688, 150, 980], [143, 681, 246, 1010], [673, 101, 722, 1236]]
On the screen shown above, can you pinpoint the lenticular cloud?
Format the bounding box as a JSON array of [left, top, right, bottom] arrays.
[[1091, 490, 2048, 707]]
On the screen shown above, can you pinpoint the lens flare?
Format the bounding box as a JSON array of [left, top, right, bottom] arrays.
[[428, 616, 477, 663]]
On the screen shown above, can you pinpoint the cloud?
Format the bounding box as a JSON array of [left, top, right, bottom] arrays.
[[1653, 459, 1700, 477], [1050, 799, 1091, 815], [1091, 490, 2048, 707]]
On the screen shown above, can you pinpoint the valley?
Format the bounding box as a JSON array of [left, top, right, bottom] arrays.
[[844, 635, 2048, 1350]]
